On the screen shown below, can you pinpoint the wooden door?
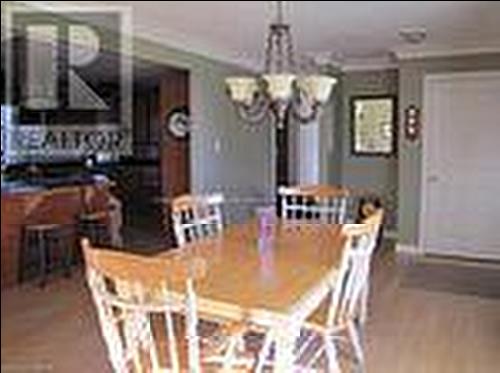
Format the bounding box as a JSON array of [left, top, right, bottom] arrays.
[[159, 69, 190, 243]]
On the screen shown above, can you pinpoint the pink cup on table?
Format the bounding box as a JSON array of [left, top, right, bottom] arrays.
[[256, 206, 276, 240]]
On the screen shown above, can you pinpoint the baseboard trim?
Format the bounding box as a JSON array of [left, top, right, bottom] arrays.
[[422, 249, 500, 263], [396, 243, 421, 255], [395, 244, 500, 264], [423, 253, 500, 268], [383, 229, 399, 240]]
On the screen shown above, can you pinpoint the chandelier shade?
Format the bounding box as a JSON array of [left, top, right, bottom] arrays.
[[262, 74, 297, 101], [225, 77, 259, 106], [296, 75, 337, 104]]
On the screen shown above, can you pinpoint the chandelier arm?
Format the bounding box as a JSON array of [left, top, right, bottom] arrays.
[[290, 91, 322, 125], [233, 95, 271, 125], [291, 103, 322, 124]]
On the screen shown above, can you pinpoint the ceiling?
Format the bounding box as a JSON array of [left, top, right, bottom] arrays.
[[10, 1, 500, 70]]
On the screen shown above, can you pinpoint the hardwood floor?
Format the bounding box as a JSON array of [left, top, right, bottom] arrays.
[[364, 252, 500, 373], [1, 245, 499, 373]]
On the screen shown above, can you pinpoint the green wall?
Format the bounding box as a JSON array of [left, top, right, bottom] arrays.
[[398, 53, 500, 246], [338, 69, 399, 229], [322, 69, 342, 186], [98, 37, 275, 223]]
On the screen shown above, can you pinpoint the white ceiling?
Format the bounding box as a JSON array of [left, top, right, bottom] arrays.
[[13, 1, 500, 69]]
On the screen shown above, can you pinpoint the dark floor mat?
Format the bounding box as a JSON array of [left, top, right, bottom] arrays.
[[401, 260, 500, 299]]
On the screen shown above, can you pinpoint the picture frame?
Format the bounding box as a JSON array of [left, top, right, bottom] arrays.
[[350, 95, 397, 157]]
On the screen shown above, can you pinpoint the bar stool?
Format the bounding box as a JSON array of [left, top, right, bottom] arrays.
[[78, 211, 111, 246], [19, 223, 73, 287]]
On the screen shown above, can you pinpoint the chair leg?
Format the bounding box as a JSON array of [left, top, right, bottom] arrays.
[[18, 230, 28, 284], [63, 229, 73, 278], [347, 321, 365, 370], [359, 284, 369, 324], [324, 335, 342, 373], [255, 330, 274, 373], [38, 232, 48, 288], [221, 334, 240, 372], [274, 326, 300, 373]]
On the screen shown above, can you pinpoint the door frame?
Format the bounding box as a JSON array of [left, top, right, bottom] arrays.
[[419, 71, 500, 258]]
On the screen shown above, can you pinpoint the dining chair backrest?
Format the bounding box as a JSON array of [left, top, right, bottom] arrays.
[[171, 193, 224, 246], [360, 208, 384, 257], [278, 185, 353, 224], [326, 209, 384, 327], [82, 239, 206, 373]]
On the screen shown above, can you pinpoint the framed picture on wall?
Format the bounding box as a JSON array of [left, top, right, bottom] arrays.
[[350, 95, 397, 156]]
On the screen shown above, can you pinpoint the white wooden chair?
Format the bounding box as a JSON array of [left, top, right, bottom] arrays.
[[82, 239, 252, 372], [171, 193, 224, 247], [278, 185, 353, 224], [253, 209, 383, 372], [358, 208, 384, 324], [300, 209, 384, 372]]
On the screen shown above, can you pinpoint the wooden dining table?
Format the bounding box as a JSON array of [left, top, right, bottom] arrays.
[[159, 219, 347, 371]]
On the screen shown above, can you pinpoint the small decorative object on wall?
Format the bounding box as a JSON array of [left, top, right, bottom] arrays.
[[404, 104, 421, 142], [165, 106, 191, 139], [351, 95, 397, 156]]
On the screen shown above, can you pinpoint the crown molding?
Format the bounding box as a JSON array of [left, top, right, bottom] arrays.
[[132, 23, 261, 72], [341, 61, 398, 72], [12, 0, 261, 72], [396, 243, 422, 255], [394, 44, 500, 60], [340, 55, 398, 72]]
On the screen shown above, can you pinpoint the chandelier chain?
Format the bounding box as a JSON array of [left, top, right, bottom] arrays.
[[276, 0, 284, 24], [285, 26, 296, 73], [264, 1, 296, 74], [264, 25, 274, 72]]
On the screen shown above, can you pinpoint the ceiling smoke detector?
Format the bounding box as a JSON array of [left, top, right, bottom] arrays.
[[399, 27, 427, 44]]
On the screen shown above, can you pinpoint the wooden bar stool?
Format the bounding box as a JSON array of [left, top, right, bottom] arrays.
[[78, 211, 111, 246], [19, 223, 73, 287]]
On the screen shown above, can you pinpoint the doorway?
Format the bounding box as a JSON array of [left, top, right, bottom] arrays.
[[421, 71, 500, 260], [117, 60, 190, 248]]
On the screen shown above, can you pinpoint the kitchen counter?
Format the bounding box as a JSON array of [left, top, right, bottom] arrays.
[[1, 174, 110, 194], [1, 174, 114, 288]]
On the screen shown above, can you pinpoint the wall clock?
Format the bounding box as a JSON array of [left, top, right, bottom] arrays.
[[165, 106, 191, 139]]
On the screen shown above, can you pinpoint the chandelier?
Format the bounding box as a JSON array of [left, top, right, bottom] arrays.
[[225, 0, 337, 128]]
